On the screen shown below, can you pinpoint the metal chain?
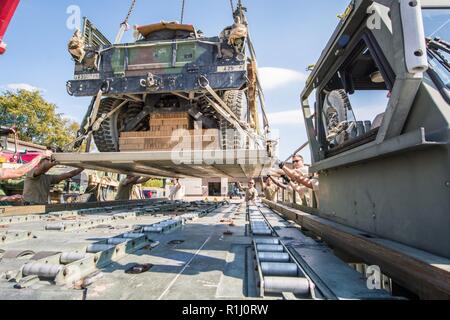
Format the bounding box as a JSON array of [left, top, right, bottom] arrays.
[[180, 0, 186, 24], [123, 0, 137, 25]]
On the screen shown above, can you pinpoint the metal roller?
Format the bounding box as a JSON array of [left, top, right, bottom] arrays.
[[252, 225, 270, 230], [107, 238, 129, 245], [256, 244, 284, 252], [264, 277, 310, 295], [258, 252, 290, 263], [122, 233, 145, 239], [252, 226, 270, 231], [260, 262, 299, 277], [254, 238, 279, 245], [45, 224, 65, 231], [60, 252, 87, 264], [22, 263, 63, 279], [143, 226, 163, 233], [253, 229, 272, 236], [86, 244, 115, 253], [251, 222, 268, 227], [251, 221, 266, 225]]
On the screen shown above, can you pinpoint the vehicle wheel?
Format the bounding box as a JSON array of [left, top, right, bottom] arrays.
[[219, 90, 247, 150], [323, 89, 352, 143], [93, 98, 144, 152]]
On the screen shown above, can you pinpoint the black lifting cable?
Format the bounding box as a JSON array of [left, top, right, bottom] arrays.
[[123, 0, 137, 26], [180, 0, 186, 24]]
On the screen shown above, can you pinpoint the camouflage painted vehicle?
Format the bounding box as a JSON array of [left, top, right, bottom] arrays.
[[67, 5, 265, 152]]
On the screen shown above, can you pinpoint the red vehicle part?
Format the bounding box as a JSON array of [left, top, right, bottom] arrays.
[[0, 126, 42, 164], [1, 149, 42, 164], [0, 0, 20, 55]]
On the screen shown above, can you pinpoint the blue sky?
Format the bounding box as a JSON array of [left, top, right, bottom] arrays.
[[0, 0, 351, 162]]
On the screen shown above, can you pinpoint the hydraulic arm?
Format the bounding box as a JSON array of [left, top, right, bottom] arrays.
[[0, 0, 20, 54]]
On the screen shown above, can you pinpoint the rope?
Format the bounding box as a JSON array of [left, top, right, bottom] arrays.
[[180, 0, 186, 24], [247, 30, 270, 133]]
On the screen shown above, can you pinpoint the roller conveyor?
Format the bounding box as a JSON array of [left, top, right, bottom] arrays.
[[248, 205, 316, 299], [0, 199, 394, 300], [1, 200, 226, 290]]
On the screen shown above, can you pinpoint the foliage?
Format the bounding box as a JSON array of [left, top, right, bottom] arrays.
[[143, 179, 164, 188], [0, 90, 79, 149]]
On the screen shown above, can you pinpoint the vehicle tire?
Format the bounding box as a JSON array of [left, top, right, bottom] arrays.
[[93, 98, 144, 152], [219, 90, 247, 150], [324, 90, 351, 121], [323, 89, 352, 142]]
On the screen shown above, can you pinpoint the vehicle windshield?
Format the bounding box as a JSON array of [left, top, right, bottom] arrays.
[[423, 8, 450, 89]]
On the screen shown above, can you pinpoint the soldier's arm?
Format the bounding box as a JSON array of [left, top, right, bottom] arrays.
[[54, 168, 84, 184], [32, 158, 57, 178], [269, 168, 284, 177], [260, 177, 267, 191], [0, 194, 23, 202], [281, 165, 303, 182], [269, 176, 288, 190], [294, 176, 314, 190], [0, 154, 45, 180], [137, 177, 151, 184], [123, 176, 140, 186]]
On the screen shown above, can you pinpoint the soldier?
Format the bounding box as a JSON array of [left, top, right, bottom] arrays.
[[291, 174, 320, 208], [22, 156, 84, 205], [116, 175, 151, 201], [229, 182, 243, 200], [168, 178, 183, 201], [0, 150, 52, 203], [276, 155, 308, 178], [261, 176, 279, 202], [277, 155, 310, 204], [238, 179, 258, 203]]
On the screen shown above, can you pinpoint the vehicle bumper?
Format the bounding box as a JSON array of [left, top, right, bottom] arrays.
[[67, 71, 247, 97]]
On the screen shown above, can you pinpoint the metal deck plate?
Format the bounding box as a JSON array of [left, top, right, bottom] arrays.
[[0, 200, 394, 300], [54, 150, 274, 178]]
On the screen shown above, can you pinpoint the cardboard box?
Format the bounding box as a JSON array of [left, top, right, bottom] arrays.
[[119, 129, 220, 152]]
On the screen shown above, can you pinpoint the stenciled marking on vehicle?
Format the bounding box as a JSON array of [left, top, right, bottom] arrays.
[[216, 65, 246, 73], [74, 73, 100, 80]]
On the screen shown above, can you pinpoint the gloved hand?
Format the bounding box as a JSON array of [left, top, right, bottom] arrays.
[[278, 161, 285, 170], [281, 175, 291, 185]]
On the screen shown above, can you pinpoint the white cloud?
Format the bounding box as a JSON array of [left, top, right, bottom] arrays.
[[267, 109, 305, 126], [5, 83, 45, 92], [353, 106, 385, 124], [259, 67, 306, 90]]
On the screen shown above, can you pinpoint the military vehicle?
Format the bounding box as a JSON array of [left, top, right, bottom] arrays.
[[66, 2, 268, 153], [301, 0, 450, 265]]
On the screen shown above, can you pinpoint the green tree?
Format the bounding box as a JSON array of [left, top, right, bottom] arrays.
[[143, 179, 164, 188], [0, 89, 79, 149]]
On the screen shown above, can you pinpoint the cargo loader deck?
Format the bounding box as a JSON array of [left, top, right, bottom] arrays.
[[54, 150, 274, 179], [0, 200, 392, 300]]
